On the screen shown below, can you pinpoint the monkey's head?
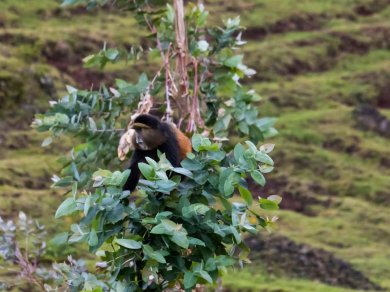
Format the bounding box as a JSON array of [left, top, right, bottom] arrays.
[[131, 114, 166, 150]]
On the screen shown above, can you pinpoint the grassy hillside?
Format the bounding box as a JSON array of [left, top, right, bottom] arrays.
[[0, 0, 389, 291]]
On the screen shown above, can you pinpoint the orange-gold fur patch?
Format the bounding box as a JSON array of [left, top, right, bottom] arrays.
[[174, 127, 192, 160]]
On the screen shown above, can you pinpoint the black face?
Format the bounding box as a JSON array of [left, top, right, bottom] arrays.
[[131, 114, 166, 150], [132, 126, 166, 150], [134, 128, 146, 149]]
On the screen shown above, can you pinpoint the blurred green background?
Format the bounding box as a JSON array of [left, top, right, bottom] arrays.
[[0, 0, 389, 291]]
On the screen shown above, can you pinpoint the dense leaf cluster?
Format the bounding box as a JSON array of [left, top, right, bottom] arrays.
[[54, 135, 278, 290]]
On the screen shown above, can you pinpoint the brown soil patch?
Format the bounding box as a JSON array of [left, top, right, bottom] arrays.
[[42, 40, 114, 89], [244, 13, 327, 40], [354, 0, 390, 16], [245, 235, 383, 291]]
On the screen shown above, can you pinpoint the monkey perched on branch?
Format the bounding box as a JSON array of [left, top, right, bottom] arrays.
[[122, 114, 192, 192]]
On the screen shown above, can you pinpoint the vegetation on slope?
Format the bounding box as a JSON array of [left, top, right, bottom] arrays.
[[0, 0, 389, 290]]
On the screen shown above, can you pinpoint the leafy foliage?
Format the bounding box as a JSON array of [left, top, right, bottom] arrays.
[[51, 136, 277, 290], [30, 0, 280, 290]]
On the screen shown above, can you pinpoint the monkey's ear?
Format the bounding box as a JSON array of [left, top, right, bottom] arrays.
[[118, 129, 136, 161]]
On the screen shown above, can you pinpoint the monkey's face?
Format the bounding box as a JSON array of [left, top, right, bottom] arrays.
[[132, 127, 166, 150]]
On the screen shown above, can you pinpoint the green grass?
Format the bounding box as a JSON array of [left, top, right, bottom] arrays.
[[1, 0, 390, 291], [210, 0, 371, 27], [221, 268, 358, 292], [271, 197, 390, 288]]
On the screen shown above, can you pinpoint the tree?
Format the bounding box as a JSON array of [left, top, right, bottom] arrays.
[[32, 0, 279, 290]]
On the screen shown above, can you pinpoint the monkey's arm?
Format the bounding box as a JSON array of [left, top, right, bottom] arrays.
[[123, 150, 143, 191]]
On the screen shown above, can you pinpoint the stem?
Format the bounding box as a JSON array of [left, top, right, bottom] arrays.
[[144, 14, 174, 123], [164, 44, 173, 122], [173, 0, 190, 118]]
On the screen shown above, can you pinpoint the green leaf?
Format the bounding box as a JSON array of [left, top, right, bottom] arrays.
[[119, 170, 131, 186], [138, 163, 154, 180], [229, 226, 242, 243], [70, 162, 80, 182], [136, 73, 149, 92], [143, 245, 166, 263], [53, 176, 74, 188], [104, 48, 119, 61], [199, 270, 213, 283], [55, 198, 77, 219], [190, 203, 210, 215], [260, 143, 275, 153], [65, 85, 77, 93], [108, 171, 126, 186], [69, 224, 88, 243], [251, 170, 266, 186], [150, 223, 170, 235], [155, 170, 168, 180], [71, 181, 78, 199], [233, 143, 244, 162], [188, 237, 205, 247], [191, 134, 203, 152], [181, 159, 204, 171], [172, 167, 193, 178], [93, 169, 112, 179], [155, 211, 172, 221], [216, 255, 235, 267], [88, 229, 98, 246], [224, 55, 243, 68], [170, 231, 189, 249], [257, 117, 276, 130], [88, 117, 97, 133], [165, 3, 174, 23], [205, 258, 216, 271], [199, 143, 219, 151], [208, 150, 225, 162], [84, 195, 92, 216], [254, 151, 274, 165], [238, 121, 249, 135], [268, 195, 282, 204], [259, 198, 279, 210], [197, 40, 209, 52], [41, 137, 53, 147], [116, 239, 142, 249], [219, 168, 234, 195], [49, 232, 68, 247], [238, 186, 253, 205], [238, 242, 250, 260], [55, 113, 69, 124], [145, 157, 159, 168], [245, 141, 257, 153], [219, 196, 232, 212], [259, 164, 274, 173], [61, 0, 82, 6], [223, 179, 234, 197], [184, 272, 197, 289], [150, 219, 177, 235]]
